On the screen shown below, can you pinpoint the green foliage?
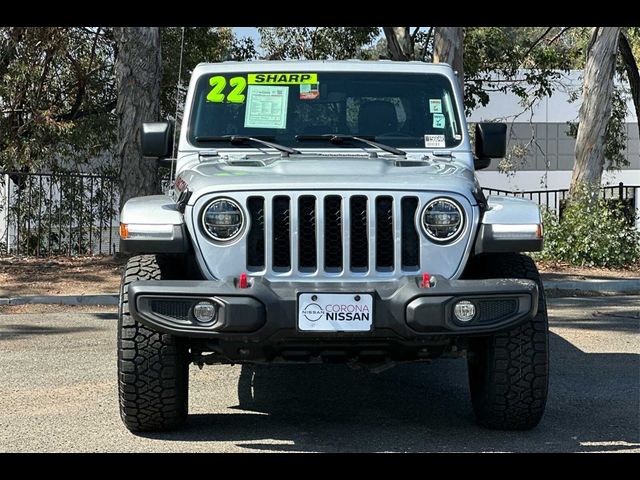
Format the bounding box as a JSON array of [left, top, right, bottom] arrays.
[[537, 184, 640, 268], [1, 27, 252, 172], [0, 27, 117, 171], [463, 27, 580, 115], [258, 27, 380, 60]]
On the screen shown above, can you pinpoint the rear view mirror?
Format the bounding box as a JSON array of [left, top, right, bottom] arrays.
[[474, 122, 507, 170], [141, 122, 174, 158]]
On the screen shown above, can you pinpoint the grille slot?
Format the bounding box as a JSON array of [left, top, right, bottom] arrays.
[[376, 196, 394, 271], [272, 196, 291, 271], [298, 196, 317, 271], [246, 197, 265, 270], [324, 195, 343, 271], [401, 197, 420, 270], [349, 196, 369, 271]]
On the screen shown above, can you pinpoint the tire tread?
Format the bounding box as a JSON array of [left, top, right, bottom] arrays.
[[117, 254, 188, 432]]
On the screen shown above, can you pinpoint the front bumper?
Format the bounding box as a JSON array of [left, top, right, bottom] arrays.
[[128, 276, 538, 358]]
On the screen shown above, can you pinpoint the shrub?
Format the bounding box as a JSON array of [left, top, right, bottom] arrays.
[[536, 184, 640, 268]]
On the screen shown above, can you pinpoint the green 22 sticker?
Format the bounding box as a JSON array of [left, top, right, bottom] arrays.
[[206, 76, 247, 103]]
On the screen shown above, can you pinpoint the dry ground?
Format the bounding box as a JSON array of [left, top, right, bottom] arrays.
[[0, 255, 637, 298], [0, 256, 126, 297]]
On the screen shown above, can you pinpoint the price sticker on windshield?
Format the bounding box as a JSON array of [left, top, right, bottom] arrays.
[[248, 73, 318, 85]]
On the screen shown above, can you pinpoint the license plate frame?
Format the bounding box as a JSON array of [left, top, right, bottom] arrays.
[[297, 292, 374, 332]]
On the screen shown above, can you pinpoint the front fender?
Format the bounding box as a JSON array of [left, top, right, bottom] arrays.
[[119, 195, 190, 254], [474, 195, 543, 254]]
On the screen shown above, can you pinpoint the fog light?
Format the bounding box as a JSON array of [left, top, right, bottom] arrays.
[[454, 301, 476, 322], [193, 301, 216, 323]]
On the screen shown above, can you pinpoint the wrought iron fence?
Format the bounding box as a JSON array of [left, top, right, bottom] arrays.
[[481, 182, 639, 223], [1, 171, 638, 257], [1, 172, 119, 256]]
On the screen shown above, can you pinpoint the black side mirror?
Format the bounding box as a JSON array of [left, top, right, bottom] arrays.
[[141, 122, 174, 158], [474, 122, 507, 170]]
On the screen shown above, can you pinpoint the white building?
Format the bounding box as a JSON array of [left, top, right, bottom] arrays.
[[471, 70, 640, 191]]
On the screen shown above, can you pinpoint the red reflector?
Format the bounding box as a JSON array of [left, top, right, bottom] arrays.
[[238, 272, 249, 289], [421, 273, 431, 288]]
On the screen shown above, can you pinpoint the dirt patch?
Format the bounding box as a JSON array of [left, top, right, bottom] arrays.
[[0, 256, 126, 297], [0, 255, 638, 299], [0, 304, 117, 315], [537, 261, 640, 282]]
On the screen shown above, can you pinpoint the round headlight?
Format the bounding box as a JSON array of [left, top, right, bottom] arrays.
[[202, 198, 244, 241], [422, 198, 464, 242]]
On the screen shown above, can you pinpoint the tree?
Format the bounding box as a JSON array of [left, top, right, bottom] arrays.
[[570, 27, 621, 194], [160, 27, 256, 119], [113, 27, 162, 210], [433, 27, 464, 89], [258, 27, 379, 60], [618, 29, 639, 138], [0, 27, 117, 172], [1, 27, 249, 175], [381, 26, 463, 88], [382, 27, 414, 61]]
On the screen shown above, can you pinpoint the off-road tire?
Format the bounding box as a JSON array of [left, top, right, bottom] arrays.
[[118, 254, 189, 432], [464, 253, 549, 430]]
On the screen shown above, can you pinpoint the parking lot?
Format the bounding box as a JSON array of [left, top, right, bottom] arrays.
[[0, 296, 638, 453]]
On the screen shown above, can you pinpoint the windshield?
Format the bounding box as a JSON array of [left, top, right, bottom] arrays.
[[188, 71, 463, 150]]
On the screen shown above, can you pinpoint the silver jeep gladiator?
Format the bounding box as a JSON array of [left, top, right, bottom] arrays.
[[118, 60, 548, 432]]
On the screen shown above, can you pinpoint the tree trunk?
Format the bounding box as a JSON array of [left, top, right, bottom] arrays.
[[618, 30, 640, 139], [570, 27, 621, 195], [114, 27, 162, 210], [383, 27, 413, 61], [433, 27, 464, 89]]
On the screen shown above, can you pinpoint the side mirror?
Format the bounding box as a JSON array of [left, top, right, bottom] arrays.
[[141, 121, 174, 158], [474, 122, 507, 170]]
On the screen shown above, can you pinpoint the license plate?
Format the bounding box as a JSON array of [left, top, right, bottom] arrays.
[[298, 293, 373, 332]]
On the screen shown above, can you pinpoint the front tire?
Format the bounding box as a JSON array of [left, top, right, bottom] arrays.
[[117, 254, 189, 432], [463, 253, 549, 430]]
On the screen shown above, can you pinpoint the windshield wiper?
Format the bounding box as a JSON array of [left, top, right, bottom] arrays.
[[195, 135, 300, 155], [295, 134, 406, 157]]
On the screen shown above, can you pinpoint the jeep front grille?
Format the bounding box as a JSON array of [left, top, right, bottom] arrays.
[[245, 192, 421, 276]]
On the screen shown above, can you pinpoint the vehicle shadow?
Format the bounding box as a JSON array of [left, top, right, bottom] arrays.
[[0, 323, 101, 340], [141, 327, 640, 452]]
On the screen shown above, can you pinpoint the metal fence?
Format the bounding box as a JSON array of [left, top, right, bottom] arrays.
[[1, 172, 119, 256], [481, 182, 639, 218], [1, 172, 638, 257], [481, 183, 640, 230]]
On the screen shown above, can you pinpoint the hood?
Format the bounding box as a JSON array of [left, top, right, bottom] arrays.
[[178, 153, 480, 206]]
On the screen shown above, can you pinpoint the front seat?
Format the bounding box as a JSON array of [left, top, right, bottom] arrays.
[[358, 101, 399, 136]]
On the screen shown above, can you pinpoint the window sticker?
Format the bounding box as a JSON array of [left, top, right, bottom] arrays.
[[429, 99, 442, 114], [432, 113, 446, 129], [424, 134, 446, 148], [300, 83, 320, 100], [248, 73, 318, 85], [244, 85, 289, 129]]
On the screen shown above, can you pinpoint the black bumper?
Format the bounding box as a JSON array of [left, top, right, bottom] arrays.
[[128, 276, 538, 349]]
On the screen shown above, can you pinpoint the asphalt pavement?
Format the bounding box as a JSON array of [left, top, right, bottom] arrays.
[[0, 296, 638, 453]]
